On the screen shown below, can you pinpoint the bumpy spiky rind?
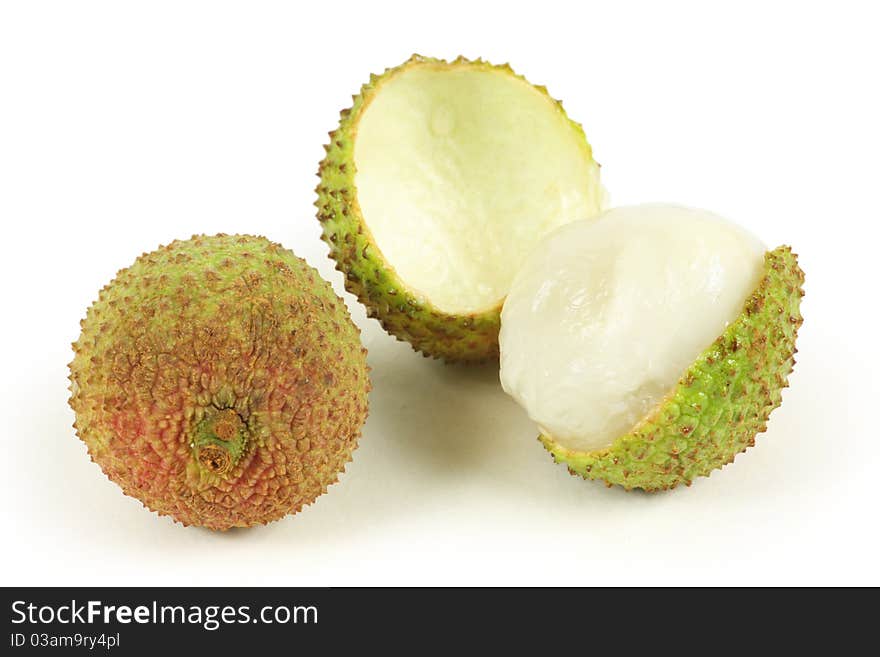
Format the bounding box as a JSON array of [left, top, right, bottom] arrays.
[[541, 246, 804, 491], [69, 234, 370, 530], [316, 54, 597, 363]]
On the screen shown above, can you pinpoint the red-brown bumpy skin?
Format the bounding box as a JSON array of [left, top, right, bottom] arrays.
[[68, 234, 370, 530]]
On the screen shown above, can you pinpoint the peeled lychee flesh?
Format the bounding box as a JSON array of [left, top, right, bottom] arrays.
[[500, 204, 766, 453]]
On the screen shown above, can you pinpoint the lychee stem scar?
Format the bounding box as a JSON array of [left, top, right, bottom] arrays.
[[193, 408, 248, 475]]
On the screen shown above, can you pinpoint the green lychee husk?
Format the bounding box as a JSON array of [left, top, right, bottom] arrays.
[[69, 234, 370, 529], [316, 54, 598, 363], [541, 246, 804, 491]]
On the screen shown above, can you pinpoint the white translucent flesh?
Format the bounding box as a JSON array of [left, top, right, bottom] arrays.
[[353, 63, 603, 314], [499, 204, 766, 452]]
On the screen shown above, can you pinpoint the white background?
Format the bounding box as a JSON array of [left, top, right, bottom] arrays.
[[1, 1, 877, 586]]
